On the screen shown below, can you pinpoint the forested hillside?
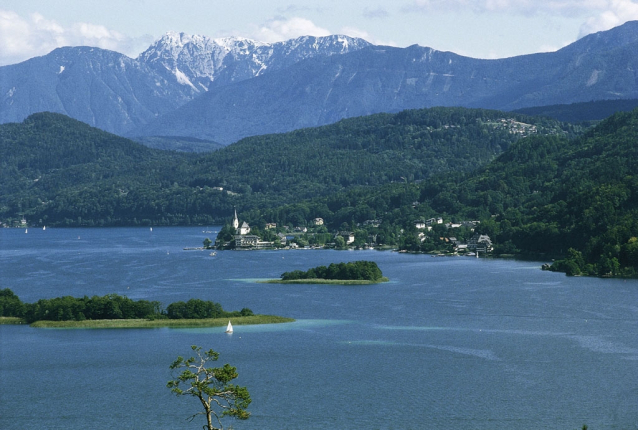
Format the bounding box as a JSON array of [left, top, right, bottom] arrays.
[[513, 99, 638, 124], [248, 109, 638, 276], [0, 109, 572, 227]]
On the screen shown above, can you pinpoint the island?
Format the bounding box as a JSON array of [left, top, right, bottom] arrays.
[[0, 289, 294, 328], [263, 261, 389, 285]]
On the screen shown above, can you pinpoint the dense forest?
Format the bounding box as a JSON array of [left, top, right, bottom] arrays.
[[245, 109, 638, 276], [281, 261, 383, 282], [5, 106, 638, 276], [513, 98, 638, 124], [0, 289, 253, 323], [0, 109, 575, 227]]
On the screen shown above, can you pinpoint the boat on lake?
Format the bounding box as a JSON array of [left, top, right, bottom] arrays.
[[225, 321, 233, 333]]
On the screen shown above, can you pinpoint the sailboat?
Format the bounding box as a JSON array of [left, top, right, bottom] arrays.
[[225, 321, 233, 333], [43, 226, 46, 231]]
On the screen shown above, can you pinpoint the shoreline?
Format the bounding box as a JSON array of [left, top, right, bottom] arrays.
[[260, 277, 389, 285], [7, 315, 294, 329]]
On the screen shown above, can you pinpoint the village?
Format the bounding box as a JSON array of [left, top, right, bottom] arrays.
[[212, 210, 494, 255]]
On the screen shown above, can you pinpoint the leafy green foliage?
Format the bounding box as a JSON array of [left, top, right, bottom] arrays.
[[513, 98, 638, 124], [1, 289, 251, 323], [0, 288, 26, 317], [167, 345, 251, 430], [22, 293, 161, 323], [166, 299, 253, 319], [1, 109, 575, 227], [281, 261, 383, 281], [245, 108, 638, 276]]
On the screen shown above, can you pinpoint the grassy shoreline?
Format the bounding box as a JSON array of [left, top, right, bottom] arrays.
[[0, 317, 26, 325], [260, 277, 389, 285], [27, 315, 294, 329]]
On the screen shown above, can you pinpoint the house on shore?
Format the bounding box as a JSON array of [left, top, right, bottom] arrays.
[[467, 234, 493, 253], [336, 231, 355, 244]]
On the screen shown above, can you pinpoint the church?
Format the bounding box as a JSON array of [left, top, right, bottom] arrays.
[[232, 209, 267, 248], [233, 209, 251, 235]]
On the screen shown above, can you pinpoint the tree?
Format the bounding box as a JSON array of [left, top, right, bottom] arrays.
[[167, 345, 251, 430]]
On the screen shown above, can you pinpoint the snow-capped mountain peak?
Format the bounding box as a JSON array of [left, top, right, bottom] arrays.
[[138, 32, 372, 92]]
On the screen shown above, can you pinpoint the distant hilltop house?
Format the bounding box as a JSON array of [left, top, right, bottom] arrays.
[[414, 220, 426, 230], [426, 217, 443, 226], [313, 218, 324, 226], [363, 219, 381, 227], [265, 223, 277, 229]]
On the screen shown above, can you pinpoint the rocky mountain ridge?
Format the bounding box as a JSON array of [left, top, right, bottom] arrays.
[[0, 33, 371, 135], [3, 22, 638, 146]]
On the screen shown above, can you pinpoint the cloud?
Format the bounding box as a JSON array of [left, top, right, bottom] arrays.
[[403, 0, 638, 38], [0, 9, 153, 66], [403, 0, 638, 17], [578, 0, 638, 37], [338, 26, 398, 46], [252, 16, 331, 42], [363, 7, 391, 19]]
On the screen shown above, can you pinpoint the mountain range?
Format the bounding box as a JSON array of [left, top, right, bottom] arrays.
[[0, 33, 369, 140], [3, 22, 638, 145]]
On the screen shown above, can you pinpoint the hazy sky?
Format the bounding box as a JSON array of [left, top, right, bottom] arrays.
[[2, 0, 638, 66]]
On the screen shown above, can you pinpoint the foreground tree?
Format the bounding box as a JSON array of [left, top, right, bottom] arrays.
[[167, 345, 251, 430]]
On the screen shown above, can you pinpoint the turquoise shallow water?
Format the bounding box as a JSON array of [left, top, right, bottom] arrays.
[[1, 227, 637, 429]]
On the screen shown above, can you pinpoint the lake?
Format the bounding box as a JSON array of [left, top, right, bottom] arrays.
[[1, 227, 637, 429]]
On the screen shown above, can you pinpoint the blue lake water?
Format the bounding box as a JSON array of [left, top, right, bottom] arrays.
[[1, 227, 637, 429]]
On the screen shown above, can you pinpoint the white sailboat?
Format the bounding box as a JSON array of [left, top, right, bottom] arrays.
[[225, 321, 233, 333]]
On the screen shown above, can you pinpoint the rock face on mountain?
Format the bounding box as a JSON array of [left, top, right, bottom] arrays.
[[139, 32, 371, 93], [131, 21, 638, 144], [0, 47, 191, 134], [0, 34, 370, 135], [3, 22, 638, 145]]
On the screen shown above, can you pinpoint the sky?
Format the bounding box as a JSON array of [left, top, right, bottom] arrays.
[[2, 0, 638, 66]]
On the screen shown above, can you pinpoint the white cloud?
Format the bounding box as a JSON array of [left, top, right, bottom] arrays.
[[579, 0, 638, 37], [404, 0, 638, 16], [252, 16, 331, 42], [404, 0, 638, 38], [363, 7, 391, 19], [338, 26, 398, 46], [0, 9, 153, 66], [250, 16, 397, 46], [405, 0, 613, 15]]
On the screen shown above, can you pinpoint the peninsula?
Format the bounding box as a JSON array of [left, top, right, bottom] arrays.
[[0, 289, 293, 328]]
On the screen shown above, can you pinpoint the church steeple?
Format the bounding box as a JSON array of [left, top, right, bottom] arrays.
[[233, 208, 239, 230]]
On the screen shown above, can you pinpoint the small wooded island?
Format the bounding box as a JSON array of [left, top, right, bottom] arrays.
[[264, 261, 389, 285], [0, 289, 293, 328]]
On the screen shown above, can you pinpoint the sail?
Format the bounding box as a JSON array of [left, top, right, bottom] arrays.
[[225, 321, 233, 333]]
